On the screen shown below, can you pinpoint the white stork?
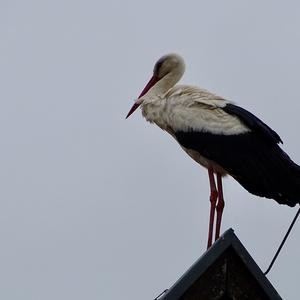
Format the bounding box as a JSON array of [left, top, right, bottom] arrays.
[[126, 53, 300, 249]]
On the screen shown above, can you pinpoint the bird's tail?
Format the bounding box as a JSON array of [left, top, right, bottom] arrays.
[[258, 149, 300, 207], [231, 145, 300, 207]]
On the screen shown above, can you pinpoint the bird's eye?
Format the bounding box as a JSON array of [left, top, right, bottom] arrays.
[[154, 61, 163, 75]]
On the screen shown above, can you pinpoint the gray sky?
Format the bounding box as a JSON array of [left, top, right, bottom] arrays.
[[1, 1, 300, 299]]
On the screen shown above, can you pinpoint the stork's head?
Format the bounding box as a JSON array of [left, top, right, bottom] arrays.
[[153, 53, 185, 79], [126, 53, 185, 119]]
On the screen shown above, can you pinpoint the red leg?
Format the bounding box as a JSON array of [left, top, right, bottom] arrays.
[[207, 167, 218, 249], [215, 173, 225, 241]]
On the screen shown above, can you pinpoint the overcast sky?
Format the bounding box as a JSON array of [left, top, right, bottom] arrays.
[[1, 1, 300, 299]]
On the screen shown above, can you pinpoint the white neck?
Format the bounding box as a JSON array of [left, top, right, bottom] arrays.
[[146, 64, 185, 98]]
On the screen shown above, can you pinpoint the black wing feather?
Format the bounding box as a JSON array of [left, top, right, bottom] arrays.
[[175, 130, 300, 207], [223, 103, 283, 144]]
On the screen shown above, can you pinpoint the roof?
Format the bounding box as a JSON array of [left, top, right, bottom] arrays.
[[158, 228, 282, 300]]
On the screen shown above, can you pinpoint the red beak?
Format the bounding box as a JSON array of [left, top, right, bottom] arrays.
[[126, 76, 158, 119]]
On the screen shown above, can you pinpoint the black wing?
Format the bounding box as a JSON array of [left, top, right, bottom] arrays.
[[223, 103, 283, 144], [175, 130, 300, 207]]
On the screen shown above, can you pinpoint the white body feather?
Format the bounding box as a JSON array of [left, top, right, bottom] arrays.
[[141, 85, 250, 135]]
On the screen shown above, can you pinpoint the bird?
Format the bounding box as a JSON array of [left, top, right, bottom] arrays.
[[126, 53, 300, 249]]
